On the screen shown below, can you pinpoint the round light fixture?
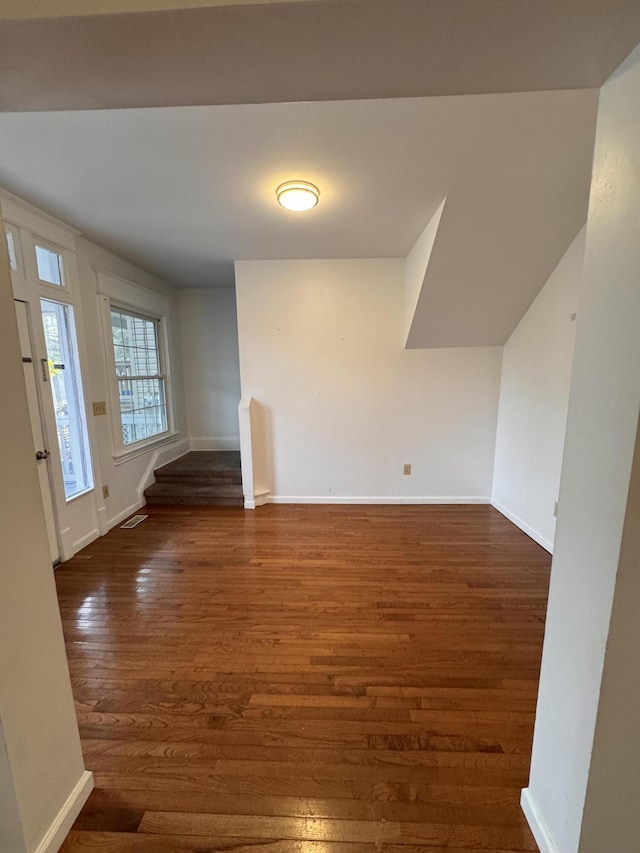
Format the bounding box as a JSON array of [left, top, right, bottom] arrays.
[[276, 180, 320, 212]]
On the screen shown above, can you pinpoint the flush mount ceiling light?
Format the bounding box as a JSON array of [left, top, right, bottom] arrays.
[[276, 180, 320, 212]]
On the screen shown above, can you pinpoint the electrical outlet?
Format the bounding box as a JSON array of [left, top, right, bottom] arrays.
[[554, 500, 558, 517], [93, 401, 107, 416], [403, 464, 411, 476], [102, 484, 110, 499]]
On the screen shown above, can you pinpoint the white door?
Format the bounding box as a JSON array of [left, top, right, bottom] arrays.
[[14, 299, 60, 565]]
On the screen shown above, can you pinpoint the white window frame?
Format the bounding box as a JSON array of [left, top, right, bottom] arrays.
[[32, 236, 67, 289], [97, 270, 179, 463], [2, 188, 101, 562], [4, 222, 23, 276], [110, 304, 170, 450]]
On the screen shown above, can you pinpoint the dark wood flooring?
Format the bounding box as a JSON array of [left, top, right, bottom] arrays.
[[56, 504, 550, 853]]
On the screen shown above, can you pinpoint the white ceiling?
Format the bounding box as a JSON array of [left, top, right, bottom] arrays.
[[0, 0, 617, 344], [0, 92, 597, 338]]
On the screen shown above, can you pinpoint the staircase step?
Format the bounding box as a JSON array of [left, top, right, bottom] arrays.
[[155, 470, 242, 485], [154, 451, 242, 485], [144, 482, 244, 507]]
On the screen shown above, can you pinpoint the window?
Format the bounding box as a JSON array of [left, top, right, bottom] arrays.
[[41, 298, 94, 500], [35, 243, 64, 286], [5, 229, 18, 271], [110, 307, 168, 446]]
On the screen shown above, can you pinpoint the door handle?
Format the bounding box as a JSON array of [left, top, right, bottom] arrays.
[[35, 449, 50, 461]]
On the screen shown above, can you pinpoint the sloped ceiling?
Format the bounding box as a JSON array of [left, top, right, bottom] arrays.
[[1, 1, 640, 110], [0, 91, 597, 348], [0, 0, 620, 346]]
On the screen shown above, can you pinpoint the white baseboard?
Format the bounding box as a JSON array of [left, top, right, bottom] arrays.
[[34, 770, 93, 853], [59, 526, 73, 562], [521, 788, 558, 853], [97, 505, 109, 536], [72, 527, 100, 555], [267, 496, 492, 505], [108, 498, 144, 530], [491, 500, 553, 553], [245, 490, 270, 509], [190, 436, 241, 451]]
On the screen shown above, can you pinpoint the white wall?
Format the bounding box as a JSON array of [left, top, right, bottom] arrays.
[[579, 417, 640, 852], [492, 227, 585, 552], [235, 258, 502, 502], [0, 212, 91, 853], [76, 237, 189, 530], [522, 44, 640, 853], [178, 287, 241, 450]]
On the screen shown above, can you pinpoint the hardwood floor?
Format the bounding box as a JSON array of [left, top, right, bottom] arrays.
[[56, 504, 550, 853]]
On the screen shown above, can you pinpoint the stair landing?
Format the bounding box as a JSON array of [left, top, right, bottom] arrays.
[[144, 451, 243, 507]]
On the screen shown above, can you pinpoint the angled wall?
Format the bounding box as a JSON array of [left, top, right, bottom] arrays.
[[492, 227, 585, 551], [404, 198, 445, 345]]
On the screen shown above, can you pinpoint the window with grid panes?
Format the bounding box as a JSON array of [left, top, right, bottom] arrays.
[[110, 307, 168, 445]]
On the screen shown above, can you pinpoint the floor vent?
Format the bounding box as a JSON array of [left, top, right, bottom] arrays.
[[120, 514, 148, 529]]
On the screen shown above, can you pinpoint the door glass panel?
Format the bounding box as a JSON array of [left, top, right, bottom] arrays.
[[15, 300, 60, 564], [41, 299, 93, 500], [35, 244, 64, 286]]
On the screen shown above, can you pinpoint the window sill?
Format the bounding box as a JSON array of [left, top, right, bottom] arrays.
[[65, 485, 94, 504], [113, 431, 182, 466]]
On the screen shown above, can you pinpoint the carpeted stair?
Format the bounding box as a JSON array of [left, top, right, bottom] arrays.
[[144, 451, 244, 506]]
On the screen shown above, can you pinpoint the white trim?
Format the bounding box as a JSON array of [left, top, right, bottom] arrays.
[[190, 436, 241, 451], [5, 194, 101, 571], [0, 188, 80, 246], [245, 489, 270, 510], [136, 437, 190, 502], [96, 272, 176, 462], [238, 396, 255, 506], [96, 268, 171, 318], [64, 485, 94, 505], [108, 498, 145, 530], [137, 449, 161, 503], [72, 527, 100, 554], [113, 431, 182, 466], [106, 438, 190, 530], [59, 526, 73, 563], [34, 770, 93, 853], [491, 499, 554, 553], [521, 788, 559, 853], [97, 505, 109, 536], [267, 495, 492, 505], [104, 438, 191, 527]]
